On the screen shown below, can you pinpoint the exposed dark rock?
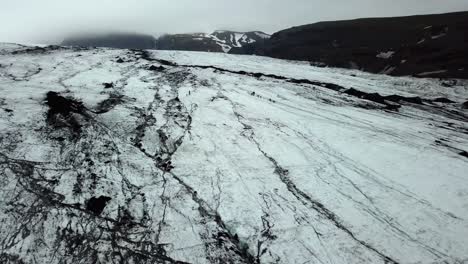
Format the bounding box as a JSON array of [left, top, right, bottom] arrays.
[[459, 151, 468, 159], [384, 104, 402, 111], [344, 88, 387, 104], [45, 91, 86, 119], [85, 196, 111, 216], [433, 97, 455, 103], [102, 82, 114, 88], [155, 59, 177, 66], [45, 91, 87, 137], [384, 94, 423, 104], [158, 160, 175, 172], [462, 101, 468, 109], [343, 88, 424, 109], [250, 72, 261, 78], [148, 65, 166, 71], [116, 58, 124, 63]]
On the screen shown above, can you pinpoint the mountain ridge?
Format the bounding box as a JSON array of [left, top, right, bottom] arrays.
[[62, 30, 271, 53], [240, 11, 468, 79]]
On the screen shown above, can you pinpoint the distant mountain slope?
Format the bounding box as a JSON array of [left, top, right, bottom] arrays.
[[61, 31, 270, 53], [237, 11, 468, 79], [210, 30, 270, 51], [155, 33, 224, 52], [58, 11, 468, 79], [156, 30, 270, 53], [62, 33, 157, 50]]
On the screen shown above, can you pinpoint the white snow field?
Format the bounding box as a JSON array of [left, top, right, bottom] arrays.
[[0, 43, 468, 264]]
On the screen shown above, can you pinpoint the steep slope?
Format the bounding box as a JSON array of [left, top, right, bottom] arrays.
[[1, 43, 468, 264], [238, 11, 468, 79]]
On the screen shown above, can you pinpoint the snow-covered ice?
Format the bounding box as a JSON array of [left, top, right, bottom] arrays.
[[0, 44, 467, 264]]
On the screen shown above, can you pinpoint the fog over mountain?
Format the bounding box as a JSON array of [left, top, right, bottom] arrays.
[[1, 0, 468, 43]]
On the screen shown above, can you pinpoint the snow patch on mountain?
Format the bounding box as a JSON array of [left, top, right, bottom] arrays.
[[204, 30, 270, 52], [376, 51, 395, 59]]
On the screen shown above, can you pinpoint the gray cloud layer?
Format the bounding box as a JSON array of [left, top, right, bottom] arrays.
[[1, 0, 468, 44]]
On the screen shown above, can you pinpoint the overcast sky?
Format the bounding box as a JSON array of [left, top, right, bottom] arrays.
[[1, 0, 468, 44]]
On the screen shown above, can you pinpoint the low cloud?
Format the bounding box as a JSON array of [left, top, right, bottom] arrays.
[[1, 0, 467, 44]]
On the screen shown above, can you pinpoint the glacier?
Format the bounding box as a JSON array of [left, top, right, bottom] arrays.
[[0, 43, 467, 264]]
